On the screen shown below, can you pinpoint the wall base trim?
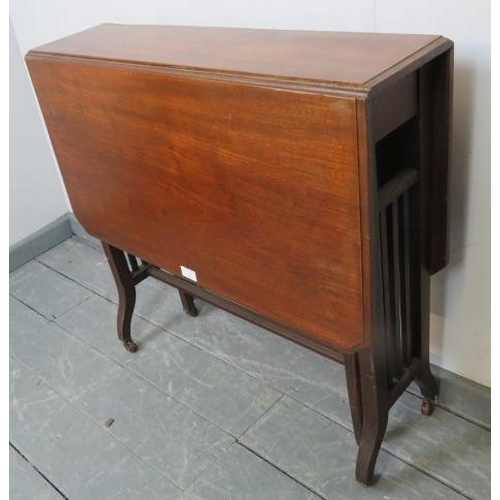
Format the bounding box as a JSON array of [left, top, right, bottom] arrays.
[[67, 213, 102, 250], [9, 214, 72, 272], [409, 365, 490, 429]]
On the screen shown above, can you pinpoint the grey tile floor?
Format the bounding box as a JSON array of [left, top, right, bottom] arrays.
[[10, 237, 490, 499]]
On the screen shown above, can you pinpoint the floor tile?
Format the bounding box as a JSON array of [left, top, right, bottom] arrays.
[[10, 294, 48, 333], [131, 289, 490, 498], [10, 260, 91, 320], [74, 362, 235, 489], [56, 293, 173, 364], [56, 294, 282, 437], [10, 447, 63, 500], [37, 238, 116, 299], [240, 396, 465, 500], [291, 367, 490, 499], [10, 358, 180, 500], [135, 277, 189, 328], [183, 444, 320, 500], [131, 474, 183, 500], [129, 287, 356, 428], [10, 239, 490, 498], [140, 298, 339, 393], [36, 238, 193, 327], [12, 294, 234, 491], [10, 296, 119, 403], [384, 392, 490, 499]]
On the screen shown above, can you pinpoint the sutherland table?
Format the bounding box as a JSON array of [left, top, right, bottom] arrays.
[[26, 24, 453, 485]]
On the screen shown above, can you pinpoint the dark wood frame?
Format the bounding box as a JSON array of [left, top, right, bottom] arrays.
[[26, 26, 453, 486], [100, 46, 452, 485]]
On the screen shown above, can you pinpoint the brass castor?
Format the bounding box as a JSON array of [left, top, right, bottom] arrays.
[[421, 397, 435, 416], [123, 340, 139, 353]]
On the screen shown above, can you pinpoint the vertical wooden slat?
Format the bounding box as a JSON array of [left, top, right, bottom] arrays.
[[391, 200, 403, 378], [126, 253, 139, 272], [380, 209, 395, 384], [401, 191, 413, 365]]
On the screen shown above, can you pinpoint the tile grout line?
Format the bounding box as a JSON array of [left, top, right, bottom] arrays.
[[25, 246, 486, 496], [239, 437, 472, 500], [179, 441, 246, 495], [36, 252, 491, 432], [25, 260, 487, 495], [11, 290, 316, 495], [10, 346, 474, 500], [35, 258, 289, 394], [9, 442, 69, 500], [282, 392, 474, 500], [31, 259, 292, 439], [36, 254, 490, 446], [12, 292, 283, 450], [238, 405, 473, 500], [8, 289, 93, 325], [236, 441, 327, 500], [11, 349, 298, 496], [406, 386, 491, 431], [55, 294, 96, 322], [153, 302, 491, 432], [11, 274, 486, 498], [10, 355, 188, 492], [11, 332, 476, 500], [235, 393, 286, 440], [132, 472, 183, 500], [149, 304, 491, 433], [10, 260, 95, 322], [9, 292, 54, 322], [53, 317, 283, 439], [10, 292, 246, 440]]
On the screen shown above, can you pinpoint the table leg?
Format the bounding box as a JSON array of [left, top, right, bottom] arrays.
[[178, 290, 198, 317], [102, 242, 138, 352], [355, 348, 389, 485], [344, 353, 363, 445]]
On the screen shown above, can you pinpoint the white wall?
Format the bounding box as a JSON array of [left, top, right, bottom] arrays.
[[9, 18, 69, 244], [10, 1, 490, 386]]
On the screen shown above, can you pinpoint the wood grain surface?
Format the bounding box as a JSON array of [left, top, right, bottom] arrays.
[[26, 56, 365, 351], [29, 24, 441, 87]]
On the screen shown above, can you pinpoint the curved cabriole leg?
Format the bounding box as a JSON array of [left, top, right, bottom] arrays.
[[356, 415, 388, 485], [178, 290, 198, 317], [102, 243, 138, 352], [118, 286, 138, 352], [355, 349, 389, 485]]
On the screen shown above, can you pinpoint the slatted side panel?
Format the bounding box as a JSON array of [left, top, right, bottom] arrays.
[[379, 177, 418, 385]]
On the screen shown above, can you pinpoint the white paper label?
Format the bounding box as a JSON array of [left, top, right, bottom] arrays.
[[180, 265, 197, 282]]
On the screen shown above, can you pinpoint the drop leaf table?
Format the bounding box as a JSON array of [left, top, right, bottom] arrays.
[[26, 24, 453, 485]]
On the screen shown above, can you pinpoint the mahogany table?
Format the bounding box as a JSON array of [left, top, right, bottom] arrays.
[[26, 24, 453, 485]]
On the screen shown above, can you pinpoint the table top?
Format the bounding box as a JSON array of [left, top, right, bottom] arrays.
[[28, 24, 446, 89]]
